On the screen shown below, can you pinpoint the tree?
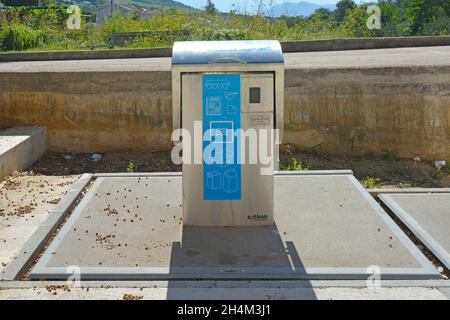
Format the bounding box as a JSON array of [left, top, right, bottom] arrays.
[[401, 0, 450, 34], [204, 0, 218, 14], [313, 8, 333, 21], [1, 0, 39, 6], [340, 5, 376, 37], [335, 0, 356, 24]]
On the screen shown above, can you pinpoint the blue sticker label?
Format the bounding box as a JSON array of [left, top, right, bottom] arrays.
[[203, 74, 241, 201]]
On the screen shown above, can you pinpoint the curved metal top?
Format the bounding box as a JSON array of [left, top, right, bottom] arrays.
[[172, 40, 284, 65]]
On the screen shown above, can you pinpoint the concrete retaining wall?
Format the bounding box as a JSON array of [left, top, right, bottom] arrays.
[[284, 66, 450, 159], [0, 66, 449, 159], [0, 127, 48, 180], [0, 72, 171, 153]]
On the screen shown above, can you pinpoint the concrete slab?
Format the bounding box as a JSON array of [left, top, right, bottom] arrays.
[[0, 174, 80, 277], [30, 173, 440, 280], [440, 288, 450, 299], [379, 193, 450, 271], [0, 127, 47, 181], [0, 174, 92, 280]]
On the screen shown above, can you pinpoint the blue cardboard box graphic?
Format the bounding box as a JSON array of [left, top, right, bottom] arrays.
[[207, 171, 222, 190]]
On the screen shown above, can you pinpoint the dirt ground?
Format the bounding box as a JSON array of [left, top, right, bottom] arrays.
[[280, 146, 450, 188], [29, 149, 449, 188]]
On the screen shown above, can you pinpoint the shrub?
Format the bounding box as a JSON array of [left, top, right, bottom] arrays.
[[192, 27, 251, 40], [0, 23, 44, 50], [420, 15, 450, 36]]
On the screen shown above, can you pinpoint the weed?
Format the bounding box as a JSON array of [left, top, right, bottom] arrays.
[[433, 161, 450, 180], [127, 162, 136, 173], [281, 157, 309, 171], [396, 182, 413, 188], [361, 176, 382, 188]]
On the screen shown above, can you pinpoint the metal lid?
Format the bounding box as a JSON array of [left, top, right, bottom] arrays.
[[172, 40, 284, 65]]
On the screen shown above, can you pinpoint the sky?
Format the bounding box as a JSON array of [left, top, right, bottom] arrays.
[[177, 0, 370, 13]]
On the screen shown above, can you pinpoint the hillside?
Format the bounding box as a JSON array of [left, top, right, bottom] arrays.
[[83, 0, 194, 10], [123, 0, 193, 10], [269, 1, 336, 17]]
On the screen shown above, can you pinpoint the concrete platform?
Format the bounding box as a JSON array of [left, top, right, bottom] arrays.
[[0, 127, 47, 180], [29, 172, 440, 280], [1, 280, 449, 300], [379, 193, 450, 271], [0, 174, 90, 281]]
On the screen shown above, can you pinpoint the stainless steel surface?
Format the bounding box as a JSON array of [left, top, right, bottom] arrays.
[[172, 64, 284, 144], [172, 40, 284, 65], [181, 73, 275, 226]]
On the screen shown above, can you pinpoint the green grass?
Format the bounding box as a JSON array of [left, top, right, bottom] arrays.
[[0, 8, 350, 52], [2, 1, 448, 53]]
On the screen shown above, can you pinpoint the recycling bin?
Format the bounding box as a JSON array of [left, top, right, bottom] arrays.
[[172, 40, 284, 226]]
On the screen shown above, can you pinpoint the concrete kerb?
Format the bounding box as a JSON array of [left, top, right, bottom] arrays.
[[1, 36, 449, 62], [0, 280, 449, 289], [0, 127, 48, 181], [0, 47, 172, 62], [379, 193, 450, 272], [282, 36, 450, 52], [369, 188, 450, 197], [93, 172, 182, 178], [0, 174, 93, 281], [274, 170, 353, 176]]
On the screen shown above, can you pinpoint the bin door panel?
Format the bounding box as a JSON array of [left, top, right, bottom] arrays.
[[181, 73, 274, 227]]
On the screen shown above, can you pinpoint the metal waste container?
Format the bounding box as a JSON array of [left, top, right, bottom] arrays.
[[172, 40, 284, 226]]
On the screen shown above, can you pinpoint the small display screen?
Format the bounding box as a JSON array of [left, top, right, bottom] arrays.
[[249, 87, 261, 103]]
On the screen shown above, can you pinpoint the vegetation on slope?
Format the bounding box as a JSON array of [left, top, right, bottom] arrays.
[[0, 0, 448, 52]]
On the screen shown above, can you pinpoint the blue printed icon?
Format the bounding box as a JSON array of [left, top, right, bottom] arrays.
[[206, 96, 222, 115], [203, 74, 241, 201], [224, 92, 239, 100], [223, 169, 238, 193], [210, 121, 234, 143], [205, 80, 230, 90], [207, 171, 222, 190], [227, 105, 237, 115]]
